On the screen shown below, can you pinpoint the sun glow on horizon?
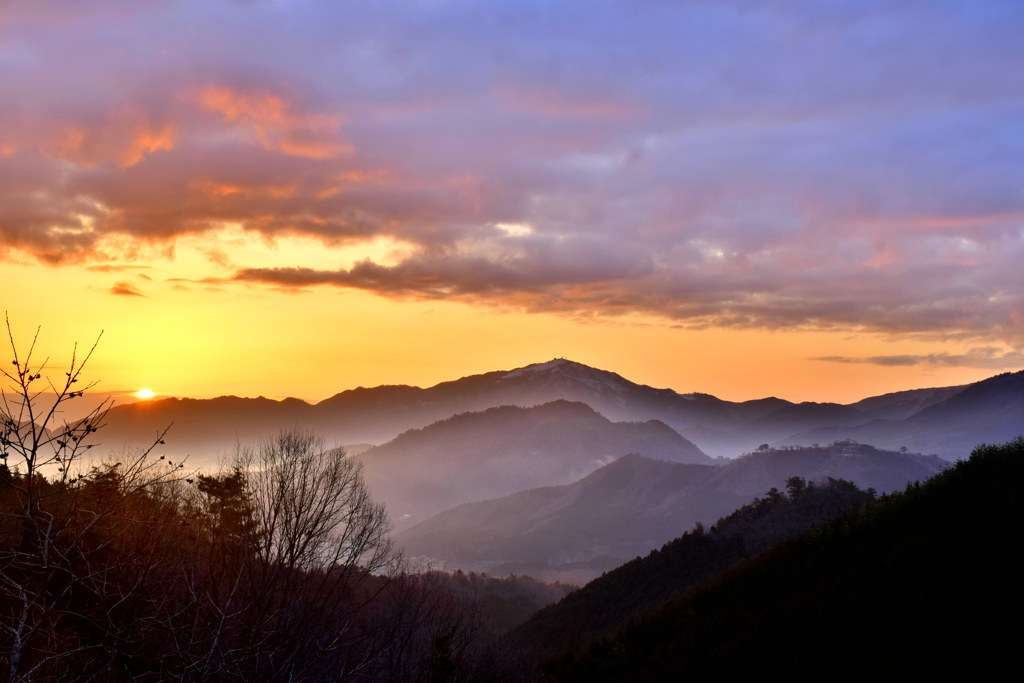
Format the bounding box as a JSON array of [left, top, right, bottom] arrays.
[[136, 389, 155, 399]]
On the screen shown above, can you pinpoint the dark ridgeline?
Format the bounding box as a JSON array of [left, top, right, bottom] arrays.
[[396, 442, 945, 583], [525, 438, 1024, 680]]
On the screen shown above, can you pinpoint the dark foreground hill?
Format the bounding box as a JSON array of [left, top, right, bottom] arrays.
[[359, 400, 710, 529], [539, 438, 1024, 680], [396, 442, 945, 580], [512, 476, 878, 663]]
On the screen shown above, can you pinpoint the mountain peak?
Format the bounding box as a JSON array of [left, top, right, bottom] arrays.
[[502, 358, 575, 378], [500, 358, 636, 394]]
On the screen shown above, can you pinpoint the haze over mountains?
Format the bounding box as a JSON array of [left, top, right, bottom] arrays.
[[358, 400, 710, 529], [80, 355, 1022, 582], [92, 358, 781, 463], [396, 443, 946, 582], [90, 358, 1022, 464], [786, 370, 1024, 458]]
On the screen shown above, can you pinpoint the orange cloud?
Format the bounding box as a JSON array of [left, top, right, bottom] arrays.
[[110, 280, 146, 297], [191, 182, 244, 197], [335, 169, 392, 184], [52, 107, 176, 168], [190, 181, 297, 199], [120, 121, 176, 166], [195, 86, 353, 159], [316, 168, 395, 197]]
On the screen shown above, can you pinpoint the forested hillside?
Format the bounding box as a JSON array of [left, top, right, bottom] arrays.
[[512, 475, 877, 661], [541, 438, 1024, 680]]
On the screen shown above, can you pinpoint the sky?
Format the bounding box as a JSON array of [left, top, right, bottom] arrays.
[[2, 0, 1024, 405]]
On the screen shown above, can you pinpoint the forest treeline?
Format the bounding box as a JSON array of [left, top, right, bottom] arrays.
[[0, 431, 568, 682], [534, 437, 1024, 680]]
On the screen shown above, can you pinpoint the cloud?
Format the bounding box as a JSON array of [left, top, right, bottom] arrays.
[[86, 264, 153, 273], [51, 107, 176, 168], [232, 233, 655, 297], [1, 1, 1024, 344], [812, 347, 1024, 370], [110, 280, 146, 297], [193, 86, 353, 159]]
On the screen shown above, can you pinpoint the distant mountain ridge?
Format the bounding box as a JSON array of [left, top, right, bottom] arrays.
[[395, 455, 730, 576], [396, 442, 946, 581], [358, 400, 711, 530], [87, 358, 1021, 464], [92, 358, 791, 463], [785, 370, 1024, 458]]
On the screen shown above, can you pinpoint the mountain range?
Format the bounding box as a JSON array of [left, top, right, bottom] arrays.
[[785, 370, 1024, 457], [87, 358, 1022, 464], [394, 442, 946, 582], [359, 400, 710, 530]]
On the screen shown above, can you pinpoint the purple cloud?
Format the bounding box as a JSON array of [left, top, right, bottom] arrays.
[[813, 347, 1024, 370], [1, 0, 1023, 344]]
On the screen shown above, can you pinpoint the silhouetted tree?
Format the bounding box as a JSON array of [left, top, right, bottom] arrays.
[[785, 476, 806, 501], [0, 318, 180, 681]]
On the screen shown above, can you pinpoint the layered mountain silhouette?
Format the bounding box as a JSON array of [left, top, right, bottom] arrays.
[[86, 359, 1021, 464], [396, 442, 946, 581], [395, 456, 727, 579], [527, 439, 1024, 679], [359, 400, 710, 530], [89, 359, 784, 464], [784, 370, 1024, 458]]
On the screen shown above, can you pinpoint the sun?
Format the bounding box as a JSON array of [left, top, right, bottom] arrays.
[[136, 389, 155, 399]]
